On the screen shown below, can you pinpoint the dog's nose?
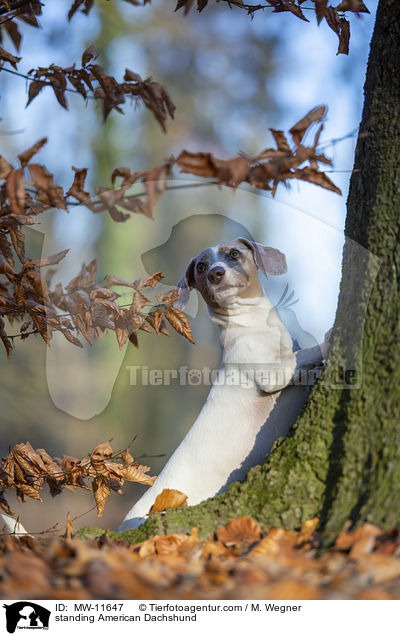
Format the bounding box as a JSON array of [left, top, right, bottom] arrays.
[[208, 266, 225, 284]]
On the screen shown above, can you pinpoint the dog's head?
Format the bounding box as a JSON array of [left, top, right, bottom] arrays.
[[177, 238, 287, 310]]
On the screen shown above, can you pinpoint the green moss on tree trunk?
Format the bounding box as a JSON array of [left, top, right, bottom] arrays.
[[81, 0, 400, 545], [320, 0, 400, 533]]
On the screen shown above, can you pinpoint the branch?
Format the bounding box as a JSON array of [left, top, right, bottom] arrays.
[[0, 66, 96, 97], [0, 440, 155, 518], [0, 45, 175, 129], [0, 106, 342, 359], [0, 0, 42, 17], [175, 0, 371, 55]]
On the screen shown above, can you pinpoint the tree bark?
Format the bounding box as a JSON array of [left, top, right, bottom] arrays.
[[80, 0, 400, 543]]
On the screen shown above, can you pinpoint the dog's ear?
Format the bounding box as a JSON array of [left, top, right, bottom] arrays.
[[237, 238, 287, 275], [175, 257, 196, 309]]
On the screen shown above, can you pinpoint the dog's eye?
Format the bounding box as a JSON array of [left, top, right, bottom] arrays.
[[196, 262, 206, 273], [230, 249, 240, 259]]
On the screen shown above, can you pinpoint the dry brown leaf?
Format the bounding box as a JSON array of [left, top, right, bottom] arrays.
[[201, 539, 230, 559], [3, 20, 22, 51], [138, 536, 158, 558], [91, 441, 113, 460], [65, 259, 97, 291], [175, 0, 195, 13], [335, 0, 369, 12], [9, 226, 25, 263], [289, 167, 342, 194], [129, 331, 139, 349], [81, 44, 98, 66], [92, 475, 110, 517], [154, 534, 191, 556], [0, 45, 21, 69], [0, 156, 13, 180], [66, 166, 90, 202], [270, 129, 291, 152], [146, 309, 163, 335], [176, 527, 200, 557], [111, 166, 138, 185], [36, 449, 63, 477], [250, 527, 297, 556], [0, 490, 12, 514], [121, 465, 156, 486], [106, 274, 137, 288], [149, 488, 188, 513], [142, 165, 170, 218], [314, 0, 328, 23], [164, 306, 195, 344], [0, 105, 341, 363], [268, 0, 309, 21], [176, 150, 216, 177], [6, 169, 25, 215], [349, 524, 381, 559], [338, 17, 350, 55], [29, 164, 67, 210], [65, 513, 73, 540], [176, 151, 249, 188], [289, 105, 326, 145], [0, 253, 16, 276], [174, 107, 339, 195], [357, 553, 400, 584], [1, 516, 400, 599], [217, 517, 261, 546], [297, 517, 319, 544], [26, 80, 47, 106], [119, 449, 134, 464], [0, 440, 153, 519], [31, 249, 70, 268], [13, 442, 48, 474], [324, 7, 351, 55], [134, 271, 164, 290], [16, 483, 42, 502], [221, 156, 250, 187], [336, 522, 381, 558], [156, 288, 180, 305], [130, 291, 150, 314], [18, 138, 48, 168]]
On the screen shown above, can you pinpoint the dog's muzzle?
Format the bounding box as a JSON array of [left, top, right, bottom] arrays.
[[207, 266, 225, 284]]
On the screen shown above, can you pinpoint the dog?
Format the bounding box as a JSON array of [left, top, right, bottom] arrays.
[[118, 238, 330, 531]]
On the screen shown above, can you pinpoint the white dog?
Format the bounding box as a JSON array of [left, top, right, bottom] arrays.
[[118, 238, 330, 530]]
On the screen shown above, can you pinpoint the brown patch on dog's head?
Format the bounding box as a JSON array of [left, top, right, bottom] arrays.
[[236, 238, 287, 276], [176, 238, 287, 310]]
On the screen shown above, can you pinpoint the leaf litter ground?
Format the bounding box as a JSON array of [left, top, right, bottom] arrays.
[[1, 517, 400, 599]]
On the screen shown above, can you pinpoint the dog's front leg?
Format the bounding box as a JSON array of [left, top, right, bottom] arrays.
[[294, 328, 331, 371], [254, 329, 331, 394]]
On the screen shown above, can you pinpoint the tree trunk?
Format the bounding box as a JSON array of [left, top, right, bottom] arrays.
[[81, 0, 400, 543]]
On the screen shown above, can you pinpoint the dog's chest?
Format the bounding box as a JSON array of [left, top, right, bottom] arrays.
[[212, 299, 294, 365], [222, 330, 283, 366]]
